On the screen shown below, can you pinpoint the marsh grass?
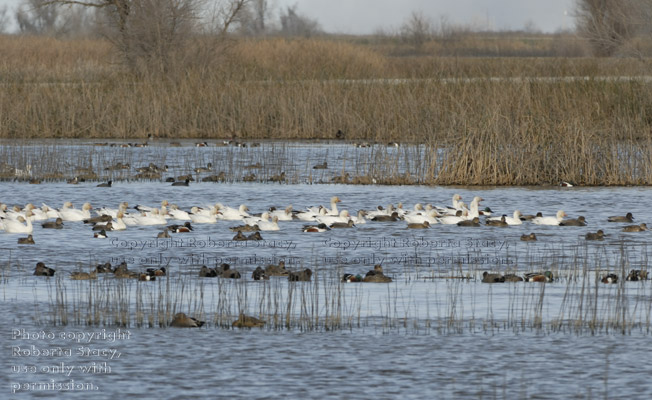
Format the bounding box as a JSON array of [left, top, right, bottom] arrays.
[[31, 242, 651, 335], [1, 37, 652, 185]]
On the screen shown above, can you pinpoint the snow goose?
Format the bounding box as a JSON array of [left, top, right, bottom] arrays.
[[59, 202, 92, 222], [488, 210, 522, 225], [532, 210, 566, 226], [296, 206, 326, 222], [258, 216, 280, 231], [217, 204, 250, 221], [189, 206, 218, 224], [244, 212, 270, 227], [3, 211, 34, 233], [464, 197, 483, 220], [365, 204, 395, 220], [270, 205, 294, 221], [438, 210, 465, 225], [112, 211, 127, 231], [317, 210, 350, 226], [350, 210, 367, 225], [404, 209, 439, 225], [168, 204, 191, 221]]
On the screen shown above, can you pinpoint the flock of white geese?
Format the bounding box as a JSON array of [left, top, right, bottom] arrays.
[[0, 194, 646, 235]]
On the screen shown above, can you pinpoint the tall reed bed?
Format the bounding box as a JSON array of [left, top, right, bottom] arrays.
[[34, 245, 651, 335], [1, 36, 651, 185]]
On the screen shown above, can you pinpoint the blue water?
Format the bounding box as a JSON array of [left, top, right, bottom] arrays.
[[1, 143, 652, 398]]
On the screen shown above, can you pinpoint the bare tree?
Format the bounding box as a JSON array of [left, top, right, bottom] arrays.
[[278, 4, 320, 37], [38, 0, 250, 74], [574, 0, 651, 56], [16, 0, 62, 35], [400, 11, 433, 50], [237, 0, 271, 36]]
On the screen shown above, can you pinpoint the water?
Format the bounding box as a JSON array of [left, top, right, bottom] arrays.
[[1, 148, 652, 398]]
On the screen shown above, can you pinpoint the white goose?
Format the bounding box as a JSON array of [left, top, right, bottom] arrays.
[[317, 210, 350, 225], [270, 205, 293, 221], [296, 206, 326, 221], [258, 216, 280, 231], [437, 210, 467, 225], [59, 202, 92, 222], [464, 197, 483, 220], [350, 210, 367, 225], [97, 202, 129, 219], [134, 209, 167, 226], [217, 204, 250, 221], [244, 212, 270, 227], [404, 209, 439, 225], [365, 204, 395, 220], [2, 211, 34, 233], [488, 210, 523, 226], [189, 206, 218, 224], [532, 210, 567, 226], [307, 196, 341, 216], [112, 211, 127, 231], [168, 204, 191, 221]]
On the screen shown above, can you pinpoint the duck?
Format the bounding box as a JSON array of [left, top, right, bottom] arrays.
[[288, 268, 312, 282], [560, 216, 587, 226], [252, 266, 268, 281], [532, 210, 566, 226], [482, 271, 505, 283], [157, 230, 171, 238], [41, 218, 64, 229], [84, 214, 112, 224], [371, 211, 401, 222], [520, 233, 537, 241], [342, 273, 363, 282], [194, 163, 213, 173], [167, 221, 193, 233], [218, 263, 241, 279], [407, 221, 430, 229], [504, 274, 524, 282], [70, 271, 98, 280], [457, 217, 480, 227], [265, 260, 289, 276], [247, 232, 263, 240], [230, 223, 260, 232], [146, 267, 166, 277], [97, 180, 112, 187], [608, 212, 634, 223], [329, 219, 355, 229], [622, 223, 647, 232], [94, 229, 108, 238], [585, 230, 605, 240], [520, 212, 541, 221], [171, 178, 190, 186], [601, 273, 618, 284], [486, 215, 508, 227], [232, 231, 247, 241], [198, 265, 217, 277], [302, 223, 330, 232], [363, 264, 392, 283], [524, 271, 554, 282], [17, 234, 35, 244], [232, 314, 266, 328], [626, 270, 648, 281], [33, 262, 55, 277], [95, 262, 114, 273], [170, 313, 205, 328], [313, 161, 328, 169], [92, 222, 113, 231]]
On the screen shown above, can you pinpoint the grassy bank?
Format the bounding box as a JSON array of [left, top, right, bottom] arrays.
[[1, 36, 651, 185]]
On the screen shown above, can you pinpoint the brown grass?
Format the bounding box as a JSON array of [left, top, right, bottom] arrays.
[[1, 35, 651, 185]]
